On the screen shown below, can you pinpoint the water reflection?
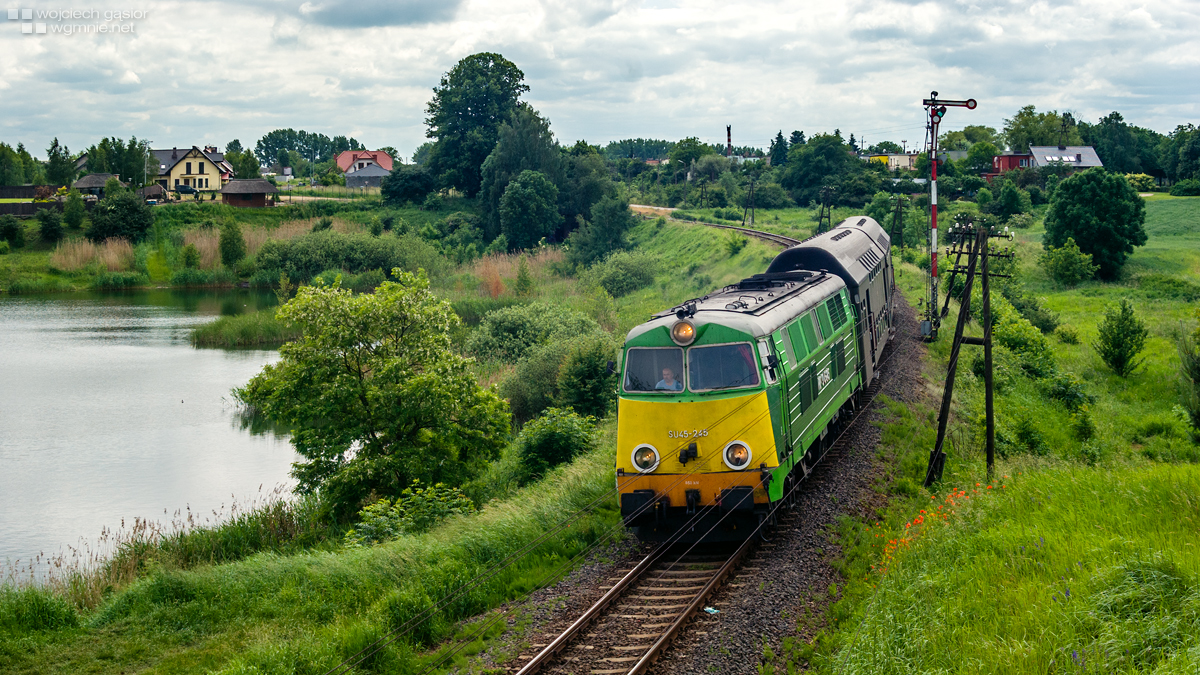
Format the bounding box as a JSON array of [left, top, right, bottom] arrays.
[[0, 290, 297, 572]]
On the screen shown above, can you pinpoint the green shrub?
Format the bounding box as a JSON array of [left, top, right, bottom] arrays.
[[466, 302, 600, 362], [1055, 325, 1080, 344], [87, 190, 153, 243], [997, 415, 1047, 457], [1071, 406, 1097, 442], [501, 341, 573, 425], [343, 481, 476, 547], [33, 210, 61, 247], [0, 240, 8, 255], [181, 243, 201, 269], [1094, 298, 1148, 377], [724, 233, 748, 256], [1039, 237, 1098, 287], [0, 214, 24, 248], [219, 221, 246, 268], [1125, 173, 1155, 192], [1046, 371, 1095, 411], [1168, 179, 1200, 196], [515, 408, 597, 484], [1027, 185, 1046, 205], [422, 193, 443, 211], [63, 189, 86, 229], [1006, 212, 1034, 229], [514, 256, 536, 297], [983, 291, 1056, 377], [975, 187, 993, 207], [254, 231, 446, 283], [1176, 332, 1200, 434], [581, 250, 658, 298], [555, 334, 619, 419], [312, 216, 333, 232], [450, 296, 528, 327]]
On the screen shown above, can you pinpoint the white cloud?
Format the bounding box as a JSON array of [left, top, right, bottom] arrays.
[[0, 0, 1195, 158]]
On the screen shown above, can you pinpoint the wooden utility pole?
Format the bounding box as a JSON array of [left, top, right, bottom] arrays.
[[890, 194, 906, 244], [816, 185, 835, 234], [923, 220, 1011, 486]]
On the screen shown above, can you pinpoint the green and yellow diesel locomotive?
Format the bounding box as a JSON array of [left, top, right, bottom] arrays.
[[616, 216, 895, 542]]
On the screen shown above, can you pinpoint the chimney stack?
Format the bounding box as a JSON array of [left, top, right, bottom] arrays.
[[726, 125, 732, 157]]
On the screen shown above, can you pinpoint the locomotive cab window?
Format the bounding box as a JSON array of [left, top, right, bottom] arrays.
[[623, 347, 685, 392], [687, 343, 761, 392]]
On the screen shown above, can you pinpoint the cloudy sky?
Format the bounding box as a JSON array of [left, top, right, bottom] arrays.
[[0, 0, 1196, 159]]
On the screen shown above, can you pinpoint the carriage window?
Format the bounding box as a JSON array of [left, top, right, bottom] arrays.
[[623, 347, 685, 393], [688, 343, 761, 391]]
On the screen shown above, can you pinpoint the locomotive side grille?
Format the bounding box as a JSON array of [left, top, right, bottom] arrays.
[[831, 230, 852, 241], [876, 234, 889, 250]]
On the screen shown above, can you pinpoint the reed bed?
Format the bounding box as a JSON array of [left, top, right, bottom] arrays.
[[471, 248, 564, 298], [2, 484, 327, 611], [48, 238, 134, 272], [184, 219, 361, 269]]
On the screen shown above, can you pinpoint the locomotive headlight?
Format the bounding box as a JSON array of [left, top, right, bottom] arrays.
[[723, 441, 751, 470], [632, 444, 660, 473], [671, 320, 696, 345]]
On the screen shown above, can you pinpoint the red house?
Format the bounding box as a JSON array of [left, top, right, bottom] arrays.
[[335, 150, 394, 174], [993, 153, 1033, 172]]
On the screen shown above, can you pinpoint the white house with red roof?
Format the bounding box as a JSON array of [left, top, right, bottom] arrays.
[[336, 150, 394, 175]]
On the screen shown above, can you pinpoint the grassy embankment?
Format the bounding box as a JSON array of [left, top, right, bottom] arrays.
[[763, 195, 1200, 674], [0, 216, 786, 674]]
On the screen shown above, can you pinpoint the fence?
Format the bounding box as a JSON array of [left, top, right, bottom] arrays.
[[0, 185, 65, 200]]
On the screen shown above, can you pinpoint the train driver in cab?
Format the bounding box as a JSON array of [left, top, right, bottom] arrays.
[[656, 368, 683, 391]]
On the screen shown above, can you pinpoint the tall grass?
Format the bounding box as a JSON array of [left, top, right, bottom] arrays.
[[2, 487, 331, 612], [828, 464, 1200, 674], [48, 238, 135, 272], [191, 307, 299, 347]]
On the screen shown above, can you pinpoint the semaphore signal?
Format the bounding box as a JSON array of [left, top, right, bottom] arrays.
[[920, 91, 977, 341]]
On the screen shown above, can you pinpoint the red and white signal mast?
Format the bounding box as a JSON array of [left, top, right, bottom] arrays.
[[921, 91, 976, 340]]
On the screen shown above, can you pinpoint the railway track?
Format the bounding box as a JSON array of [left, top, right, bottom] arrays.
[[509, 539, 761, 675], [695, 221, 801, 249], [631, 205, 801, 249]]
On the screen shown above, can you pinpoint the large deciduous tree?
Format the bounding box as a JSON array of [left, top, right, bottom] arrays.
[[1002, 106, 1082, 153], [499, 170, 560, 250], [425, 53, 529, 197], [779, 133, 858, 205], [479, 105, 561, 240], [237, 270, 510, 520], [1044, 168, 1146, 280], [227, 150, 263, 180]]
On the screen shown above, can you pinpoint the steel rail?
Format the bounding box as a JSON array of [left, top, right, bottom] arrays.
[[513, 546, 669, 675]]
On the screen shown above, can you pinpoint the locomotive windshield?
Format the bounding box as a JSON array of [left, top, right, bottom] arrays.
[[623, 347, 685, 393], [688, 343, 760, 391]]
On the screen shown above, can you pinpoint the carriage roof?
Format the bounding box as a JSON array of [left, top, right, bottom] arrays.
[[764, 216, 890, 296], [624, 271, 847, 344]]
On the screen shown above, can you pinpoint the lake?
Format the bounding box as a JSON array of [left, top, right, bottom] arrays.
[[0, 290, 297, 576]]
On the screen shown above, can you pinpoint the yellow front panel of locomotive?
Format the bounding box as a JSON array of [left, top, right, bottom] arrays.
[[616, 391, 778, 482]]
